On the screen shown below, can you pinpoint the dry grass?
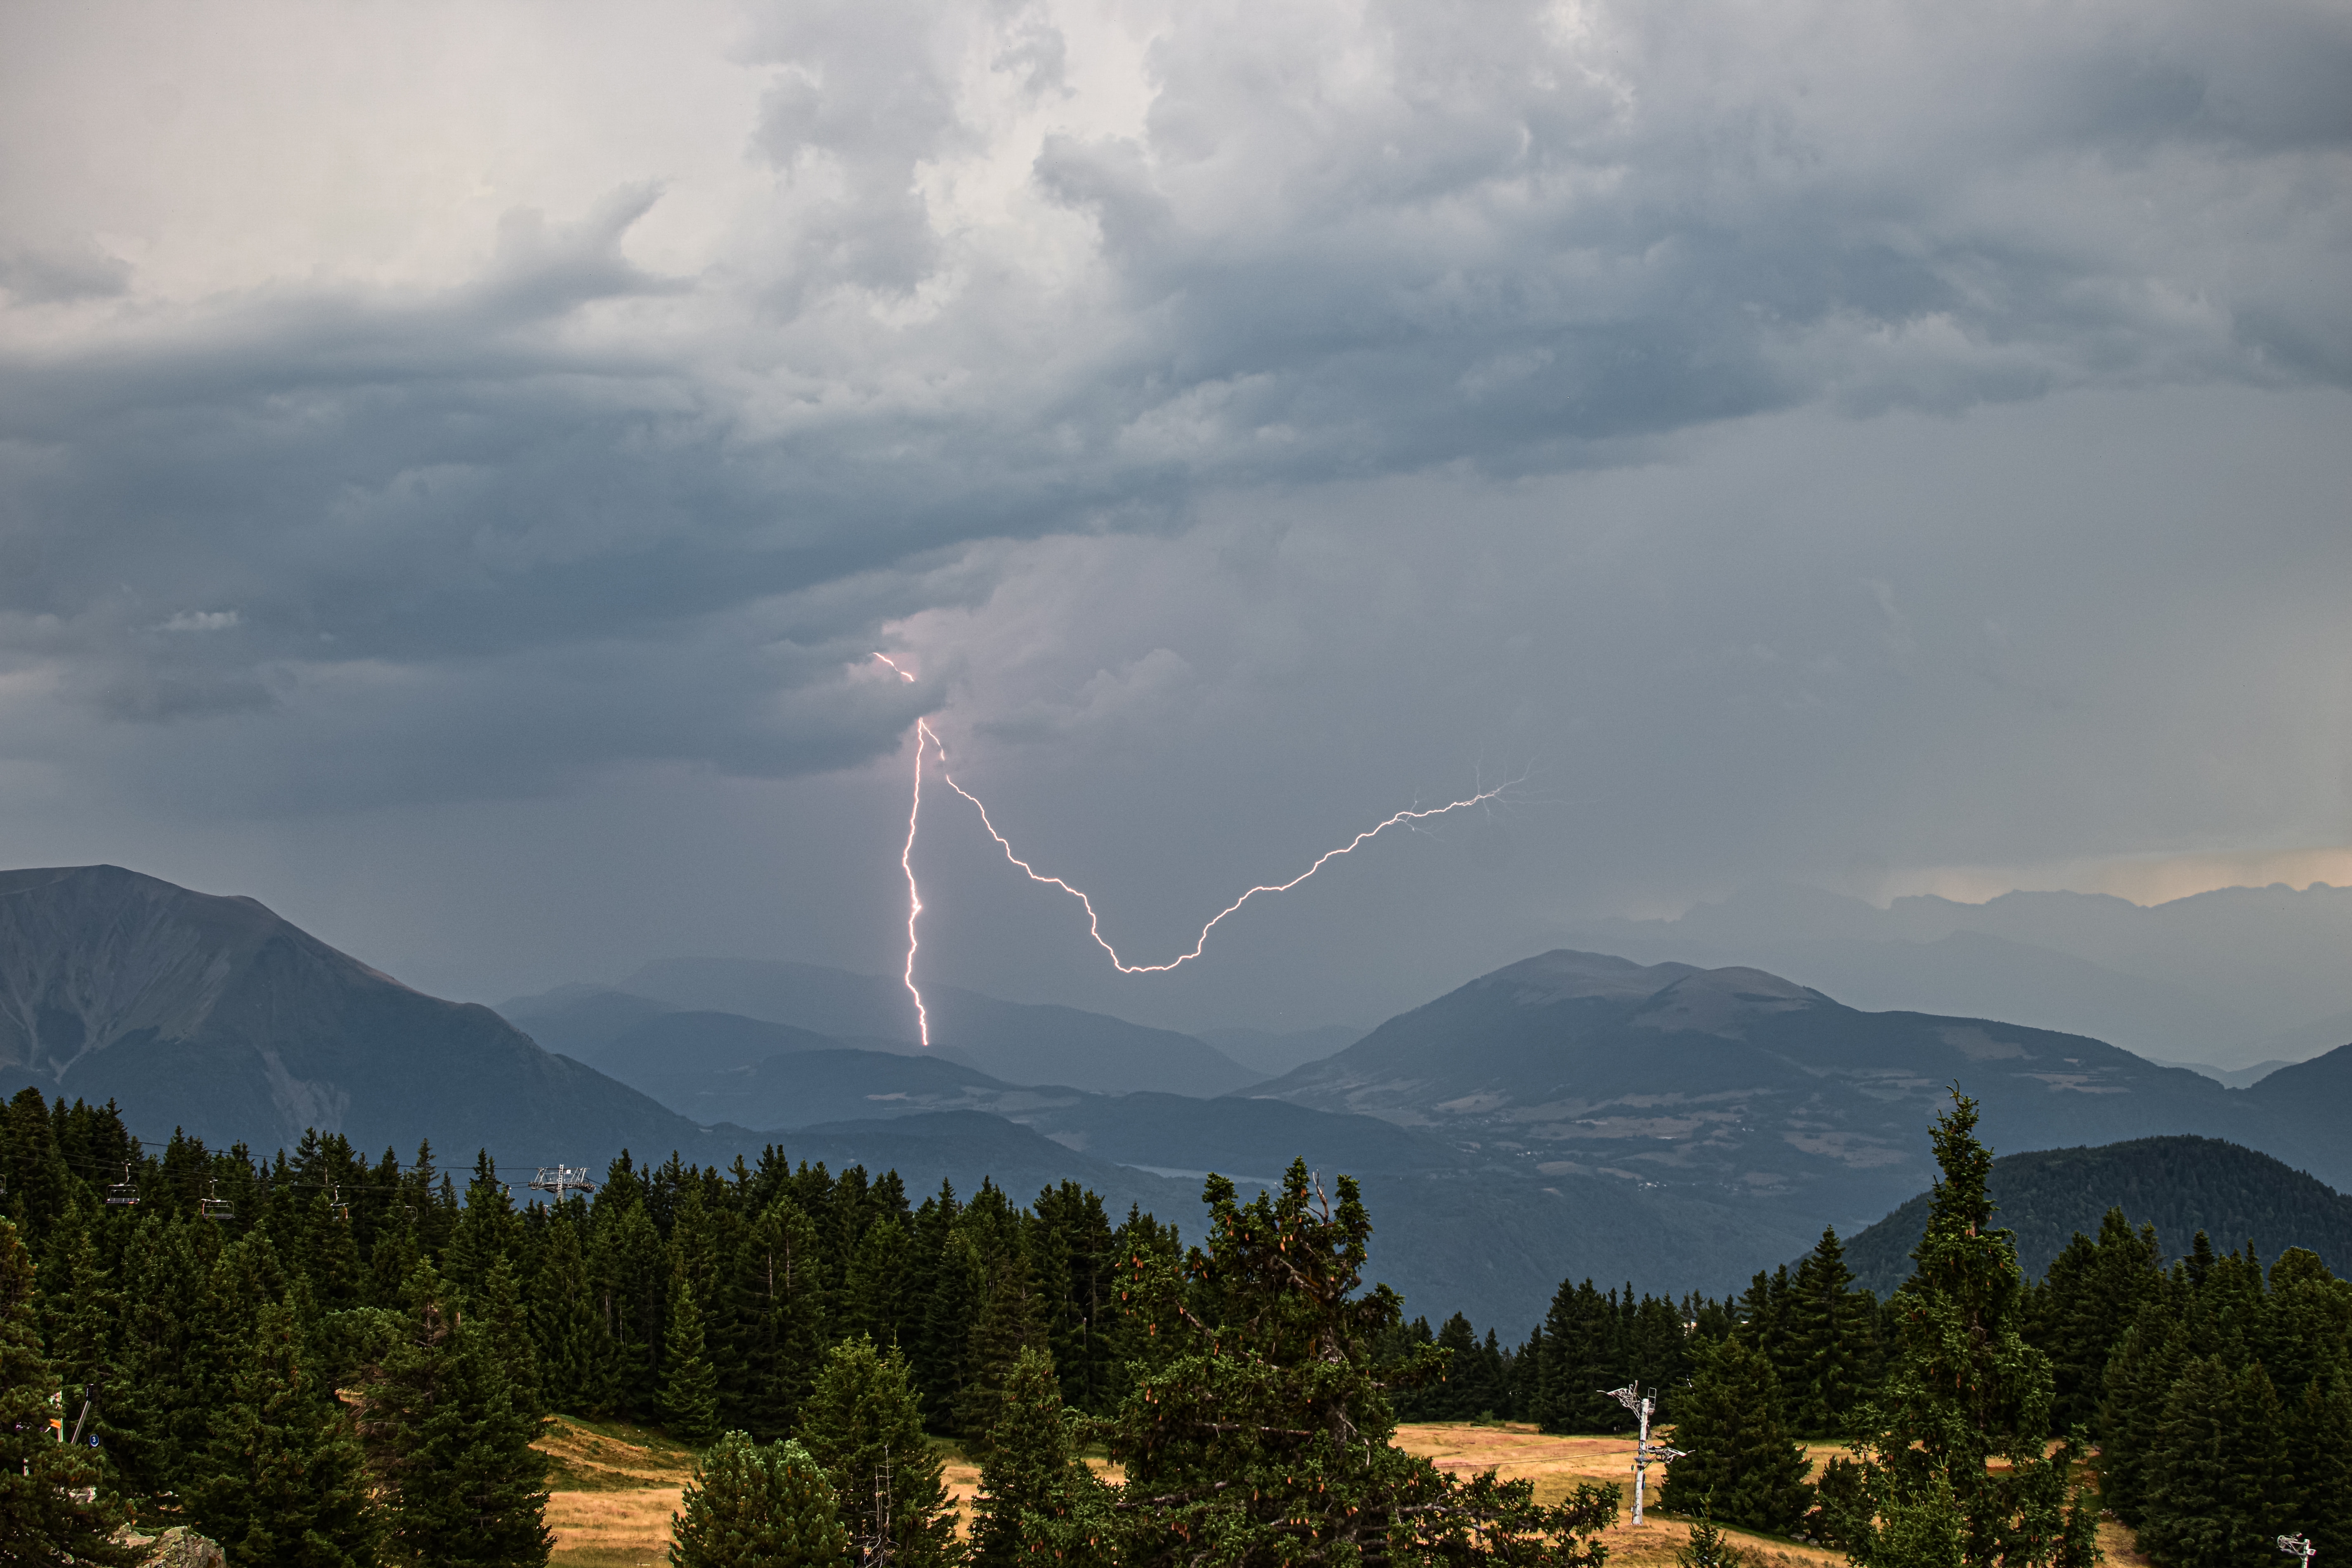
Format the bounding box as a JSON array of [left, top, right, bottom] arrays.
[[542, 1414, 2126, 1568], [539, 1416, 696, 1568], [1393, 1422, 1850, 1568]]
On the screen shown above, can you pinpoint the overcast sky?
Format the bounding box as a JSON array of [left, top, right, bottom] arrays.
[[1, 0, 2347, 1032]]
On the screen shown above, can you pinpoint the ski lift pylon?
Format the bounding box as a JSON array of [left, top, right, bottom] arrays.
[[528, 1166, 597, 1203]]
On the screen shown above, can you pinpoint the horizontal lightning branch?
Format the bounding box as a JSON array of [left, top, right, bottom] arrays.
[[874, 652, 1520, 1044]]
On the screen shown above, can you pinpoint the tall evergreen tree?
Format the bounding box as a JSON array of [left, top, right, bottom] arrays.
[[1781, 1228, 1880, 1436], [1658, 1336, 1812, 1534], [729, 1195, 827, 1441], [0, 1215, 138, 1565], [663, 1270, 723, 1447], [971, 1346, 1112, 1568], [2025, 1209, 2161, 1435], [669, 1432, 848, 1568], [796, 1337, 961, 1568], [2095, 1297, 2190, 1527], [361, 1261, 553, 1568], [185, 1300, 381, 1568], [2286, 1365, 2352, 1566], [1825, 1092, 2099, 1568], [531, 1210, 596, 1414], [2136, 1355, 2292, 1568]]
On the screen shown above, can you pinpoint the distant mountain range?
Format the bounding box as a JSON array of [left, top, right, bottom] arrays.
[[1837, 1134, 2352, 1297], [1249, 949, 2352, 1223], [501, 959, 1263, 1098], [8, 864, 2352, 1334], [1563, 880, 2352, 1072]]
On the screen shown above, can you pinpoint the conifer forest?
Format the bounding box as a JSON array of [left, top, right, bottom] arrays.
[[2, 1083, 2345, 1567]]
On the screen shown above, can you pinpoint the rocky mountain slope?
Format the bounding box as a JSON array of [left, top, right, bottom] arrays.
[[0, 865, 708, 1162], [1246, 948, 2352, 1233]]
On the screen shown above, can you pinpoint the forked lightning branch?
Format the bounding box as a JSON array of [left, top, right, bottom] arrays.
[[874, 652, 1519, 1045]]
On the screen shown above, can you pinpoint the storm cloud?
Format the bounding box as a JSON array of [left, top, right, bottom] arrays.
[[0, 0, 2346, 1018]]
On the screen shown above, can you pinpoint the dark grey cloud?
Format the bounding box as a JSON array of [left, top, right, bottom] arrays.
[[0, 0, 2345, 1013]]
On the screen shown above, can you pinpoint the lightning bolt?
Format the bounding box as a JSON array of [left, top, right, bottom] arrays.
[[876, 652, 1520, 1043]]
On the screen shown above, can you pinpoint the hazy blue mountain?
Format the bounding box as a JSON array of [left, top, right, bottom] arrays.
[[494, 983, 677, 1059], [2150, 1058, 2292, 1089], [608, 1046, 1070, 1131], [1246, 948, 2352, 1232], [0, 864, 709, 1164], [1565, 880, 2352, 1068], [566, 956, 1266, 1097], [1837, 1135, 2352, 1296], [1193, 1024, 1365, 1077]]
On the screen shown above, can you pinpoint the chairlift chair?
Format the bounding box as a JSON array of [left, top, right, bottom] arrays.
[[201, 1179, 235, 1221], [104, 1163, 139, 1208], [329, 1183, 350, 1223]]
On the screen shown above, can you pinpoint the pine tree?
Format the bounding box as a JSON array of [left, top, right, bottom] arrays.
[[663, 1270, 723, 1448], [1658, 1336, 1812, 1534], [971, 1346, 1112, 1568], [669, 1432, 849, 1568], [1108, 1161, 1618, 1568], [795, 1337, 961, 1568], [0, 1215, 139, 1565], [361, 1261, 553, 1568], [185, 1300, 382, 1568], [1825, 1091, 2100, 1568]]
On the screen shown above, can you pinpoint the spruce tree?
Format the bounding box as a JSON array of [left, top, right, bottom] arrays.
[[102, 1212, 208, 1506], [2095, 1298, 2189, 1527], [1825, 1091, 2099, 1568], [185, 1300, 381, 1568], [531, 1211, 596, 1415], [663, 1270, 723, 1447], [1783, 1228, 1879, 1436], [2026, 1209, 2161, 1435], [484, 1255, 545, 1423], [0, 1215, 139, 1565], [794, 1337, 960, 1568], [669, 1432, 849, 1568], [971, 1346, 1112, 1568], [1658, 1336, 1812, 1534], [956, 1231, 1048, 1446], [732, 1195, 827, 1441], [361, 1261, 553, 1568], [2137, 1355, 2292, 1568], [2286, 1366, 2352, 1566]]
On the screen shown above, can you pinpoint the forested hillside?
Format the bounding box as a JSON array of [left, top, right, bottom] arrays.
[[0, 1086, 1615, 1567], [7, 1078, 2347, 1568], [1840, 1134, 2352, 1295]]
